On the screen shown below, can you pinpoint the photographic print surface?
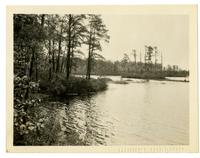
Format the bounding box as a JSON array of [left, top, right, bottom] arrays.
[[7, 5, 198, 152]]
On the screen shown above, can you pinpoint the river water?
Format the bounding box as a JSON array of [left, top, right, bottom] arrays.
[[50, 76, 189, 145]]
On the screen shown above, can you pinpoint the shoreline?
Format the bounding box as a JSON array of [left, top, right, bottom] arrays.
[[122, 76, 189, 82]]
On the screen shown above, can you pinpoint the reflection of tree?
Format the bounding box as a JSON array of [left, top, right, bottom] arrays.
[[60, 95, 110, 145], [84, 96, 108, 145]]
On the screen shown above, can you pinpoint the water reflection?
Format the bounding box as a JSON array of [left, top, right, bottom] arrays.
[[55, 95, 114, 145], [51, 77, 189, 145]]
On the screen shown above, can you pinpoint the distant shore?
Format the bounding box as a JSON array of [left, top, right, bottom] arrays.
[[121, 76, 189, 82], [73, 73, 189, 83]]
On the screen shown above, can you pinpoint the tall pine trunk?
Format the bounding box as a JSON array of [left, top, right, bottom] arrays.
[[35, 53, 38, 81], [86, 45, 91, 80], [56, 28, 62, 73], [86, 28, 94, 80], [52, 40, 55, 73], [48, 40, 52, 80], [36, 14, 45, 81], [66, 14, 72, 79], [29, 47, 35, 80], [60, 51, 65, 73], [70, 40, 75, 74]]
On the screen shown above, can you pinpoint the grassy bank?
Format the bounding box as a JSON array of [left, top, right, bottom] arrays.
[[39, 75, 108, 97]]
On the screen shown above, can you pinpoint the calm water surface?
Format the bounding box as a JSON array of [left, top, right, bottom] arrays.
[[51, 76, 189, 145]]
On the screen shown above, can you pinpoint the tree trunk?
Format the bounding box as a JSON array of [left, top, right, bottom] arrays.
[[56, 28, 63, 73], [52, 40, 55, 73], [66, 14, 72, 79], [35, 53, 38, 81], [86, 29, 94, 80], [29, 47, 35, 80], [86, 50, 91, 80], [48, 39, 52, 80], [36, 14, 45, 81], [60, 52, 65, 73], [70, 40, 75, 74], [41, 14, 45, 28]]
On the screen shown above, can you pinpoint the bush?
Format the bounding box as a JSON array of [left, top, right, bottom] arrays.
[[14, 75, 47, 145], [90, 78, 108, 91], [41, 75, 108, 97], [39, 79, 52, 92]]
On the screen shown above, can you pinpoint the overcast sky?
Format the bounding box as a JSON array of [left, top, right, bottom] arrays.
[[100, 14, 189, 70]]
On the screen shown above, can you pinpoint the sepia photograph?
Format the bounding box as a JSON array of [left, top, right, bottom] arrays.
[[6, 5, 198, 152]]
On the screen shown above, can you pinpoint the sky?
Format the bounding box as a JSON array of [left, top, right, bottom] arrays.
[[99, 14, 189, 70]]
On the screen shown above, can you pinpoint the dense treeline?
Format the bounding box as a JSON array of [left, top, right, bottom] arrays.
[[14, 14, 110, 145], [14, 14, 109, 81], [71, 57, 189, 78]]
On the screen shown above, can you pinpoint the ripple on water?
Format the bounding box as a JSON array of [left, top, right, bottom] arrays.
[[50, 78, 189, 145]]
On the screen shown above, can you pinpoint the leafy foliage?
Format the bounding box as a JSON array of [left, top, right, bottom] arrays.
[[14, 75, 45, 145]]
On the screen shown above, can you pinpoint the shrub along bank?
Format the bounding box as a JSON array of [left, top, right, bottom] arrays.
[[39, 75, 108, 97]]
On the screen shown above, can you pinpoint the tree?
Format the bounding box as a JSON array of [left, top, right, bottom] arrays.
[[44, 14, 59, 80], [121, 53, 130, 72], [14, 14, 46, 80], [65, 14, 87, 79], [35, 14, 46, 81], [132, 49, 137, 64], [85, 14, 110, 79], [56, 15, 65, 73], [144, 45, 154, 72]]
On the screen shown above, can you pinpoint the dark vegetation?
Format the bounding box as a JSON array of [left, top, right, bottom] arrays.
[[71, 53, 189, 79], [40, 75, 108, 97], [14, 14, 110, 145]]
